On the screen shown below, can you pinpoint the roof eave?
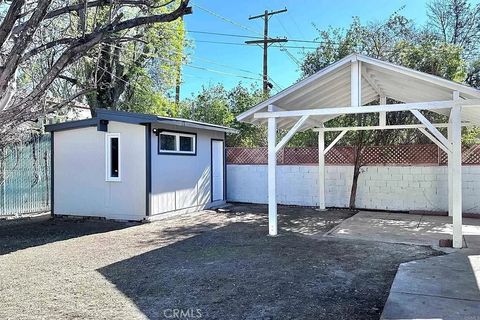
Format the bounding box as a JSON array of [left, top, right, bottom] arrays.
[[236, 53, 357, 122]]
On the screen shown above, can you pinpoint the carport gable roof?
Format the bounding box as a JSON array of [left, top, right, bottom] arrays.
[[237, 53, 480, 130], [45, 108, 238, 133]]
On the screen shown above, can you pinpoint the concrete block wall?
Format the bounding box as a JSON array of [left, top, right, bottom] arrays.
[[226, 165, 480, 213]]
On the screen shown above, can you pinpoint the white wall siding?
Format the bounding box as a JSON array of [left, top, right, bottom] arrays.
[[54, 122, 146, 220], [227, 165, 480, 213], [150, 124, 224, 216]]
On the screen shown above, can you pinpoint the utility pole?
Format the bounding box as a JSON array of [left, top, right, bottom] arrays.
[[246, 8, 288, 96], [175, 16, 183, 113]]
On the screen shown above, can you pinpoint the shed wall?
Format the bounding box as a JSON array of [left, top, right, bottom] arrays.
[[150, 124, 224, 216], [54, 122, 146, 220]]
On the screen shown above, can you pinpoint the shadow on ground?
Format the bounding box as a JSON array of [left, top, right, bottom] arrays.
[[0, 216, 133, 255], [223, 203, 357, 235], [98, 211, 441, 320]]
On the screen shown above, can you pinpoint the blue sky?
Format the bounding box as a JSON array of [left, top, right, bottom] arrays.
[[180, 0, 431, 99]]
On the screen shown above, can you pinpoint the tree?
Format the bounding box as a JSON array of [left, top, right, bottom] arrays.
[[300, 13, 465, 208], [227, 84, 265, 147], [427, 0, 480, 89], [180, 83, 266, 147], [0, 0, 192, 147], [180, 84, 233, 126], [427, 0, 480, 59]]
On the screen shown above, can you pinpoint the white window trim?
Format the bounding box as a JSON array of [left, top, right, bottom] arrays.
[[106, 133, 121, 182], [159, 131, 196, 155]]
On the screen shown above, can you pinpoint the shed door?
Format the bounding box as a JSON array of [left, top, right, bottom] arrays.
[[212, 140, 224, 201]]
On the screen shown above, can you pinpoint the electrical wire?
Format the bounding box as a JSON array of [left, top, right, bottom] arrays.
[[193, 39, 318, 50], [193, 3, 263, 36], [190, 3, 305, 68], [102, 42, 266, 82]]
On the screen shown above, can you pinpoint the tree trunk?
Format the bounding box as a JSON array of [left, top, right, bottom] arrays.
[[349, 146, 363, 209]]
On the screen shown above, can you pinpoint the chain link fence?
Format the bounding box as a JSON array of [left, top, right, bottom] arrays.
[[0, 135, 51, 216]]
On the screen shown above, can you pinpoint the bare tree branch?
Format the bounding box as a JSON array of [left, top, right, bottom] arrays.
[[22, 37, 75, 61], [0, 0, 53, 90], [0, 0, 25, 49], [2, 0, 191, 128]]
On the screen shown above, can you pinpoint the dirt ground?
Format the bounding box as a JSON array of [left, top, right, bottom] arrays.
[[0, 204, 440, 320]]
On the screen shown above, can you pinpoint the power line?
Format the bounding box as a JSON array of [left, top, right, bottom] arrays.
[[190, 3, 303, 72], [287, 11, 305, 38], [102, 42, 266, 83], [162, 26, 339, 45], [193, 39, 318, 50], [183, 64, 263, 81], [193, 3, 262, 35], [192, 55, 263, 77]]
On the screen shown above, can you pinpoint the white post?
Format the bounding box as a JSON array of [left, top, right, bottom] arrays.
[[267, 105, 277, 236], [318, 125, 326, 210], [451, 91, 463, 248], [351, 60, 361, 107], [379, 96, 387, 126], [447, 118, 453, 217]]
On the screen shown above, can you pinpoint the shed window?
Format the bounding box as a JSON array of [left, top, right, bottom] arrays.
[[106, 133, 121, 181], [160, 133, 176, 151], [159, 131, 196, 155]]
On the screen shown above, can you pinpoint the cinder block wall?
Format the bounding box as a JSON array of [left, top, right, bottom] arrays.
[[226, 165, 480, 213]]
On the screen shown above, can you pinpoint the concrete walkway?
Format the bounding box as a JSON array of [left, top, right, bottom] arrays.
[[326, 211, 480, 320], [381, 253, 480, 319], [325, 211, 480, 249]]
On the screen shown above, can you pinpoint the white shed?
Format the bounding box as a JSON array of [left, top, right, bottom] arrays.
[[45, 109, 237, 221]]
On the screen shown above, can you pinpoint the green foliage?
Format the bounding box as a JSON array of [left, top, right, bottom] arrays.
[[297, 10, 468, 148], [179, 83, 265, 147], [76, 1, 187, 113], [391, 40, 466, 81], [227, 84, 266, 147], [180, 84, 233, 126]]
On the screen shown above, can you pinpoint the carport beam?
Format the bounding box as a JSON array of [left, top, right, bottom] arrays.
[[267, 105, 278, 236]]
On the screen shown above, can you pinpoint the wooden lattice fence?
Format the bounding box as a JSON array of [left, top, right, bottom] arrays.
[[226, 144, 480, 166]]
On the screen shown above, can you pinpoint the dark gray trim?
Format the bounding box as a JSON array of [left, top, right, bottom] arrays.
[[224, 132, 227, 201], [145, 124, 152, 217], [45, 108, 238, 134], [97, 119, 109, 132], [45, 118, 97, 132], [156, 129, 198, 156], [210, 138, 226, 202], [50, 132, 54, 216]]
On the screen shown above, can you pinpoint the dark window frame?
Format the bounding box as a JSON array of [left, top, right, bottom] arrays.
[[157, 130, 197, 156]]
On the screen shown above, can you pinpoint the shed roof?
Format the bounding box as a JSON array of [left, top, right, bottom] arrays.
[[237, 54, 480, 130], [45, 108, 238, 134]]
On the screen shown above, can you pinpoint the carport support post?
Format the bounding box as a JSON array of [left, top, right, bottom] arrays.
[[447, 118, 453, 217], [267, 105, 277, 236], [318, 125, 326, 210], [450, 91, 463, 248]]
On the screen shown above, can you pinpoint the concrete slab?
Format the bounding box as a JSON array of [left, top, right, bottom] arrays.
[[326, 210, 480, 319], [381, 292, 480, 320], [325, 211, 480, 249], [390, 253, 480, 301], [381, 253, 480, 320]]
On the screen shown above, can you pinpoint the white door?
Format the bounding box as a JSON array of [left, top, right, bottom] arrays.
[[212, 140, 224, 201]]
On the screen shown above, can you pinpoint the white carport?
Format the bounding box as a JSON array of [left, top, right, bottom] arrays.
[[237, 53, 480, 248]]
